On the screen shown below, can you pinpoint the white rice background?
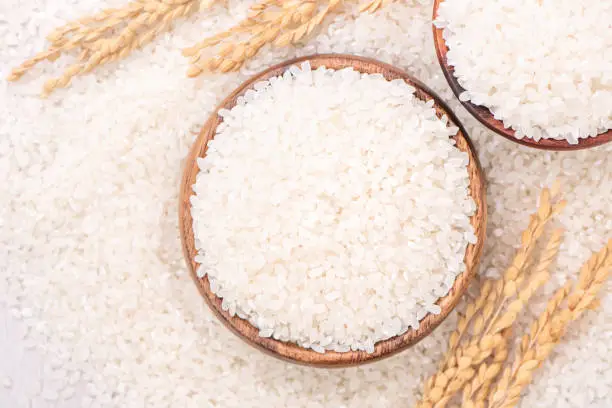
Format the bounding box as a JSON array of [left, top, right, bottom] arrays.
[[0, 0, 610, 407]]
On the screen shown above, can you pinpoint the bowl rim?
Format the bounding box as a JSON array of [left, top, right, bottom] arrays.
[[431, 0, 612, 151], [179, 53, 487, 368]]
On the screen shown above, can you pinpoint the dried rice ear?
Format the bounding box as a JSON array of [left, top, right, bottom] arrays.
[[7, 0, 217, 96], [7, 0, 398, 96]]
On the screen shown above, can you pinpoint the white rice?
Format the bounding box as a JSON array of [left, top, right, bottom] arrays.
[[191, 63, 476, 353], [435, 0, 612, 143], [1, 0, 611, 407]]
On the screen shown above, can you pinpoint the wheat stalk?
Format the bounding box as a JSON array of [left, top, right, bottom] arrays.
[[488, 228, 564, 335], [416, 187, 565, 408], [488, 240, 612, 408], [487, 281, 572, 408], [8, 0, 215, 96], [416, 184, 611, 408], [459, 228, 564, 408], [359, 0, 396, 13], [182, 0, 394, 76], [481, 189, 565, 336], [461, 329, 510, 408], [450, 229, 563, 408], [416, 334, 508, 408], [445, 279, 494, 361], [183, 0, 343, 77], [9, 0, 396, 95]]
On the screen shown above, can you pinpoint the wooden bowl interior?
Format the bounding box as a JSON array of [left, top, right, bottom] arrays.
[[179, 54, 487, 368], [432, 0, 612, 151]]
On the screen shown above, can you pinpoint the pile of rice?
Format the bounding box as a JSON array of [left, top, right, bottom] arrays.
[[191, 63, 476, 353], [1, 0, 611, 407], [435, 0, 612, 143]]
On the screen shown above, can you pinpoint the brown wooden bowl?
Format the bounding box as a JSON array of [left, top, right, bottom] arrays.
[[432, 0, 612, 151], [179, 54, 487, 368]]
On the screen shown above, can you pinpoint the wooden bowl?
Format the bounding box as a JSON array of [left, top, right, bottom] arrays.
[[432, 0, 612, 151], [179, 54, 487, 368]]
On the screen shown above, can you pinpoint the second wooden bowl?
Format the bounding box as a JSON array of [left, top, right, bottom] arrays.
[[179, 54, 487, 368], [432, 0, 612, 151]]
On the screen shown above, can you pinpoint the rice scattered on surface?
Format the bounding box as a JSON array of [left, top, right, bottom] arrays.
[[1, 0, 611, 407], [191, 63, 475, 353], [435, 0, 612, 143]]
